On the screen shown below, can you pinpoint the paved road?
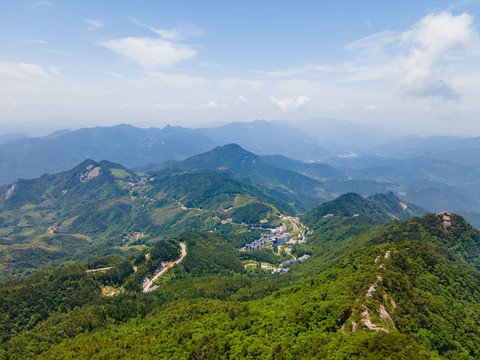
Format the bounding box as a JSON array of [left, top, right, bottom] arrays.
[[143, 242, 186, 293]]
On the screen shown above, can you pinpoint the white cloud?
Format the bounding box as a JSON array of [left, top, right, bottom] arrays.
[[205, 101, 218, 109], [197, 101, 226, 109], [153, 101, 226, 110], [396, 11, 478, 99], [150, 28, 181, 41], [10, 100, 19, 107], [48, 66, 61, 75], [31, 1, 52, 8], [345, 11, 480, 100], [24, 38, 48, 45], [365, 104, 377, 110], [269, 95, 309, 111], [129, 19, 204, 41], [84, 19, 104, 31], [97, 37, 196, 69], [234, 95, 248, 106], [0, 62, 56, 80], [345, 30, 398, 53]]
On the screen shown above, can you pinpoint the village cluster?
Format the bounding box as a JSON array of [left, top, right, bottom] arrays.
[[244, 223, 291, 250], [273, 254, 311, 274]]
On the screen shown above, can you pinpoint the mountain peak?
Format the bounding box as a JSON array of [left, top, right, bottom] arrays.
[[304, 192, 427, 226], [211, 143, 251, 154]]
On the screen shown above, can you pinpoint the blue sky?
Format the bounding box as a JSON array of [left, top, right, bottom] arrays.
[[1, 0, 480, 134]]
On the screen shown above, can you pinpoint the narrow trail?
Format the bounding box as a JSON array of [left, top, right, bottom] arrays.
[[142, 242, 186, 293]]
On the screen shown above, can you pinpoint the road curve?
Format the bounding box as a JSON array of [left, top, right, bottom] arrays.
[[143, 242, 186, 293]]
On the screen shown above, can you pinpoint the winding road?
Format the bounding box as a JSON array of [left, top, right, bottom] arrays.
[[142, 242, 186, 293]]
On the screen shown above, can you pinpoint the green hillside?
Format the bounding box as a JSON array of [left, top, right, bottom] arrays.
[[145, 143, 327, 209], [141, 144, 432, 213], [0, 161, 294, 282], [303, 192, 427, 226], [2, 212, 480, 359]]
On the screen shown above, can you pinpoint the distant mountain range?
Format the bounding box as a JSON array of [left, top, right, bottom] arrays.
[[2, 120, 480, 224], [196, 120, 330, 160], [0, 124, 215, 185]]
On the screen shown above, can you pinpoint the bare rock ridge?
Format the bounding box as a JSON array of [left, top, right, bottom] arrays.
[[437, 211, 452, 230], [341, 250, 397, 333]]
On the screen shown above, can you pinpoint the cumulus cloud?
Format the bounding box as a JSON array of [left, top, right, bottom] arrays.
[[84, 19, 104, 31], [396, 11, 477, 99], [198, 101, 226, 109], [98, 20, 201, 69], [205, 101, 218, 109], [234, 95, 247, 106], [97, 37, 196, 69], [0, 61, 56, 80], [269, 95, 309, 111], [345, 11, 479, 100]]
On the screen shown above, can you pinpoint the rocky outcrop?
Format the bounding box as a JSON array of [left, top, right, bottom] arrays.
[[341, 250, 396, 333], [436, 211, 452, 230], [80, 165, 102, 183], [5, 183, 16, 200]]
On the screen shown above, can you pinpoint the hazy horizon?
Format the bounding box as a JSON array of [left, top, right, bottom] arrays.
[[2, 1, 480, 136]]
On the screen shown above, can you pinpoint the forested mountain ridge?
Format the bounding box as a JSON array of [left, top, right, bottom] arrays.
[[1, 211, 480, 359], [144, 143, 327, 208], [302, 192, 427, 226], [140, 144, 418, 211], [0, 159, 297, 282]]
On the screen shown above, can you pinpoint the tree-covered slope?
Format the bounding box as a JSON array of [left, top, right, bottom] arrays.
[[146, 143, 326, 208], [303, 192, 427, 227], [0, 160, 294, 282], [2, 214, 480, 359]]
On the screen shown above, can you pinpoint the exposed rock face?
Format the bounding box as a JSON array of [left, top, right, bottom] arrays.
[[47, 224, 57, 234], [80, 165, 102, 183], [436, 211, 452, 230], [341, 250, 397, 333], [5, 183, 16, 200]]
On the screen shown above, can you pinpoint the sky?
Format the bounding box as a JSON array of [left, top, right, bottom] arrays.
[[1, 0, 480, 135]]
